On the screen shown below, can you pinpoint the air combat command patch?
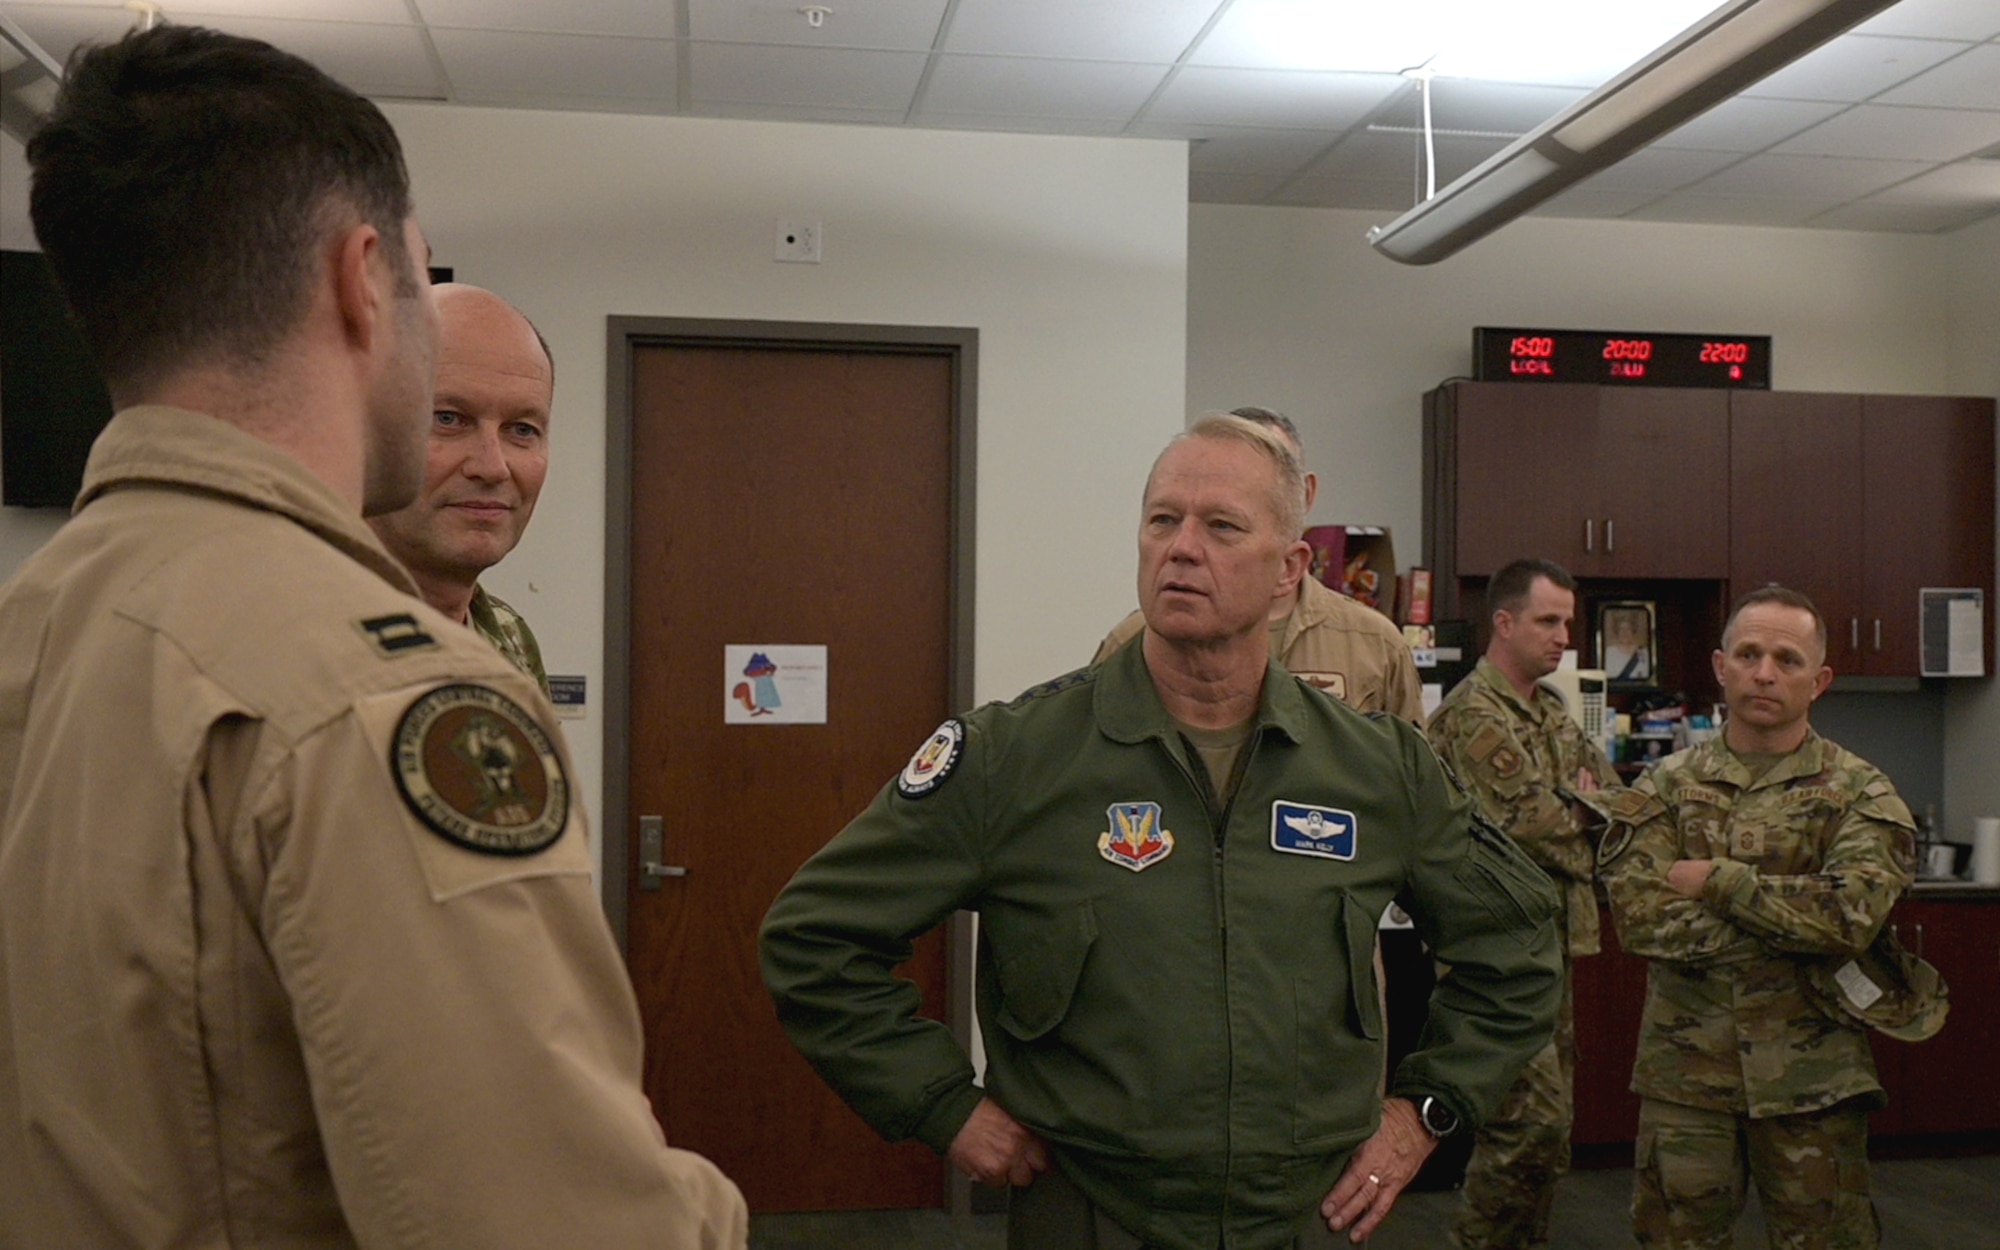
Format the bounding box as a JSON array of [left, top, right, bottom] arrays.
[[392, 683, 569, 856], [1099, 801, 1174, 871], [898, 719, 965, 798]]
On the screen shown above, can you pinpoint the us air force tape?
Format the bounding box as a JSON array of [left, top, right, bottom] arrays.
[[898, 719, 965, 798], [392, 683, 569, 856]]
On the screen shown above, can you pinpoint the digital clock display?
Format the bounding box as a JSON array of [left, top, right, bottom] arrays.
[[1474, 327, 1771, 389]]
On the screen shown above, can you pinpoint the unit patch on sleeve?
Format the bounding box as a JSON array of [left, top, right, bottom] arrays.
[[1098, 801, 1175, 871], [898, 719, 965, 798], [392, 683, 569, 856], [1271, 801, 1358, 861]]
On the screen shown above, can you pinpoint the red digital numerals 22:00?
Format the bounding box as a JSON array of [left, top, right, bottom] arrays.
[[1699, 341, 1751, 364]]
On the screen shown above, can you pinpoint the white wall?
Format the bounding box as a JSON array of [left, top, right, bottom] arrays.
[[0, 132, 70, 566], [1188, 201, 1997, 833], [2, 113, 1191, 884], [1943, 211, 2000, 841]]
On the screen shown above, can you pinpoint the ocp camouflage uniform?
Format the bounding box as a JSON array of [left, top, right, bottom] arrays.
[[1596, 731, 1916, 1250], [1426, 657, 1618, 1250], [469, 583, 550, 698]]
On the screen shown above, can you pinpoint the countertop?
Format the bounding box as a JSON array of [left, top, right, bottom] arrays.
[[1908, 879, 2000, 901]]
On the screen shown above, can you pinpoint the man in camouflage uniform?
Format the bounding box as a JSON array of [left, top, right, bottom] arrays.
[[1428, 557, 1618, 1250], [1092, 407, 1423, 724], [1597, 586, 1917, 1249], [370, 284, 554, 695]]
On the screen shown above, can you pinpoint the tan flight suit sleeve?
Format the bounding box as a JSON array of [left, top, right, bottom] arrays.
[[239, 682, 746, 1249]]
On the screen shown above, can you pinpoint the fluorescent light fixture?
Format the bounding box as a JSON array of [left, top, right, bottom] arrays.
[[1367, 0, 1902, 264]]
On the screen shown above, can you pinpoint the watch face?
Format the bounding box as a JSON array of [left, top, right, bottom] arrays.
[[1421, 1097, 1459, 1137]]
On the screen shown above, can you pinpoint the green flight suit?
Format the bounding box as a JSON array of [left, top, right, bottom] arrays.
[[761, 640, 1564, 1250]]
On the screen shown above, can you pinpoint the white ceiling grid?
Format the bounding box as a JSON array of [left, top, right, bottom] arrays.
[[2, 0, 1996, 233]]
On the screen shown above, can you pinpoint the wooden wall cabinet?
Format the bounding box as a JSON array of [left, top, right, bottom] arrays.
[[1427, 382, 1730, 582], [1731, 393, 1996, 677], [1869, 897, 2000, 1137], [1428, 382, 1996, 682]]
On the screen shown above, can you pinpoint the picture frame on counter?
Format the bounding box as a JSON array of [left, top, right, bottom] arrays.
[[1597, 599, 1659, 690]]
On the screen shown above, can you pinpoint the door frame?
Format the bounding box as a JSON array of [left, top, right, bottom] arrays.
[[600, 318, 979, 1199]]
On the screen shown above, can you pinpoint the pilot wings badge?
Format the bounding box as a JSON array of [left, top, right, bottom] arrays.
[[1098, 801, 1174, 872]]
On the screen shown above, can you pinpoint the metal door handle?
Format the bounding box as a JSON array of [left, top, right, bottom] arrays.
[[1851, 618, 1860, 651], [1584, 519, 1594, 553], [1873, 619, 1882, 652], [639, 814, 688, 890], [1914, 922, 1924, 961], [1605, 519, 1615, 553]]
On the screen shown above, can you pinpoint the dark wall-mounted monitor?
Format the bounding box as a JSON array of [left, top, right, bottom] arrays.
[[2, 249, 114, 508]]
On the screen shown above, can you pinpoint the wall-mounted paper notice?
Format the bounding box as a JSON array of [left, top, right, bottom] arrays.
[[725, 645, 829, 724], [1920, 589, 1984, 678]]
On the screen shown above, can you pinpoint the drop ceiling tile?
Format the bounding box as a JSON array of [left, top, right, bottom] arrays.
[[1393, 80, 1590, 136], [197, 17, 443, 97], [913, 112, 1128, 136], [1312, 128, 1507, 188], [919, 55, 1169, 121], [2, 5, 129, 65], [1268, 173, 1418, 212], [1626, 193, 1837, 227], [432, 29, 674, 101], [1853, 0, 2000, 42], [944, 0, 1222, 63], [1575, 146, 1745, 193], [1742, 34, 1970, 103], [1145, 66, 1402, 130], [687, 0, 946, 51], [1190, 0, 1433, 73], [688, 42, 927, 111], [1170, 126, 1340, 176], [1878, 45, 2000, 111], [1810, 199, 1997, 232], [1864, 158, 2000, 205], [1530, 185, 1664, 218], [1188, 169, 1292, 205], [1652, 97, 1850, 151], [1775, 104, 2000, 161], [417, 0, 676, 39], [1695, 152, 1931, 199], [163, 0, 412, 21]]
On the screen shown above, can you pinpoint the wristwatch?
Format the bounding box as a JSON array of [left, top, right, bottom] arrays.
[[1417, 1095, 1461, 1140]]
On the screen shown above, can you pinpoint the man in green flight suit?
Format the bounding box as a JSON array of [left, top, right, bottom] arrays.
[[369, 283, 553, 695], [761, 414, 1564, 1249], [1426, 557, 1619, 1250], [1597, 585, 1928, 1249]]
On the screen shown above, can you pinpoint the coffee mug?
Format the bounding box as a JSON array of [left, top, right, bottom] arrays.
[[1924, 843, 1958, 879]]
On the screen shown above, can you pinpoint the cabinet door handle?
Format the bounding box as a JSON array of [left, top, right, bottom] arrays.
[[1605, 519, 1615, 553], [1851, 618, 1860, 651], [1914, 922, 1924, 961], [1873, 619, 1882, 652], [1584, 519, 1594, 553]]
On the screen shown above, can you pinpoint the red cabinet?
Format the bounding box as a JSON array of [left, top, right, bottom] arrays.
[[1869, 895, 2000, 1137]]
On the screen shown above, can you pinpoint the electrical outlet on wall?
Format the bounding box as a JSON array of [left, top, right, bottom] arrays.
[[775, 219, 821, 263]]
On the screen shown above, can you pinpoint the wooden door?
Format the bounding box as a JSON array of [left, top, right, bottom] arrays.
[[624, 341, 956, 1212], [1729, 392, 1864, 667], [1595, 388, 1729, 579], [1861, 396, 1996, 676], [1451, 382, 1600, 576]]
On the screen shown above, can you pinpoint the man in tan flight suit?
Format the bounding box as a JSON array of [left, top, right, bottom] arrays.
[[370, 283, 555, 695], [1092, 406, 1423, 725], [1426, 558, 1619, 1249], [0, 26, 743, 1250]]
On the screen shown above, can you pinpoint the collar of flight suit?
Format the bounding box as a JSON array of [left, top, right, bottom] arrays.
[[1695, 728, 1832, 792], [1091, 628, 1312, 752], [75, 404, 421, 598]]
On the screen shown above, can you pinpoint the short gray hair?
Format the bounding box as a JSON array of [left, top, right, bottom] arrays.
[[1148, 412, 1307, 538]]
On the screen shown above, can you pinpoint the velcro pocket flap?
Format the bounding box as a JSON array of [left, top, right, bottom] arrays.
[[993, 904, 1099, 1041]]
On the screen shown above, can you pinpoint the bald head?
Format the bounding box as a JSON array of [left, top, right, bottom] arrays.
[[367, 283, 555, 622]]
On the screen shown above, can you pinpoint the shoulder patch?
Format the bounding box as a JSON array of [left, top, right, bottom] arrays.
[[357, 612, 440, 658], [1464, 723, 1506, 764], [392, 683, 569, 856], [1598, 821, 1636, 866], [898, 719, 966, 799]]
